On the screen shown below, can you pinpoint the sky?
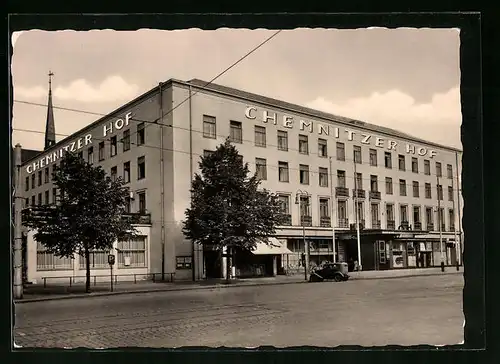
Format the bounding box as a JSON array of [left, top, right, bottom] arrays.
[[10, 28, 462, 151]]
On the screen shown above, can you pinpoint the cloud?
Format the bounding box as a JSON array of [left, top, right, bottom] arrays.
[[305, 87, 461, 129], [15, 75, 140, 103]]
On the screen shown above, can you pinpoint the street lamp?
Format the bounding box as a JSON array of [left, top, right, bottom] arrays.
[[295, 190, 310, 281]]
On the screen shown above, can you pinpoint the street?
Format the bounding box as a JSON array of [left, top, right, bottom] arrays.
[[14, 274, 464, 348]]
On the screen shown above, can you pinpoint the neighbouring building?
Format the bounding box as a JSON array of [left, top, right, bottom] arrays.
[[18, 77, 464, 283]]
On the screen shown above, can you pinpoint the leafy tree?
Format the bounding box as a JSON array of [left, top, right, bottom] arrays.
[[183, 138, 285, 282], [23, 152, 138, 292]]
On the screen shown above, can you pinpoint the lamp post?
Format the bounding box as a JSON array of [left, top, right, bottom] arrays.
[[295, 190, 310, 281]]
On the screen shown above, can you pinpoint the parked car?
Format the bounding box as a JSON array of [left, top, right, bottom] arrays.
[[309, 262, 349, 282]]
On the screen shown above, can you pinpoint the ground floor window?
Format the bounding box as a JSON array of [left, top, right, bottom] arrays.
[[176, 256, 192, 269], [117, 237, 147, 267], [36, 242, 73, 270], [79, 249, 109, 269]]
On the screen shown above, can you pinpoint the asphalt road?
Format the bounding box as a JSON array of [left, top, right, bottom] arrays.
[[14, 274, 464, 348]]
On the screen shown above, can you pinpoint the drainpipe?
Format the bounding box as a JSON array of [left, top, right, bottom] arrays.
[[159, 83, 165, 281], [188, 85, 195, 281]]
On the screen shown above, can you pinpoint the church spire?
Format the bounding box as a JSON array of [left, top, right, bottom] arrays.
[[44, 71, 56, 150]]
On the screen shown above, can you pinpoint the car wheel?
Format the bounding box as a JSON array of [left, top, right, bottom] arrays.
[[334, 274, 343, 282]]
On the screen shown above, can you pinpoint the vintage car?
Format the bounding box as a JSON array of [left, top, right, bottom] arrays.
[[309, 262, 350, 282]]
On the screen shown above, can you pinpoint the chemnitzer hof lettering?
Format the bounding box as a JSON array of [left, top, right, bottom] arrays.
[[25, 112, 133, 174], [245, 106, 438, 158]]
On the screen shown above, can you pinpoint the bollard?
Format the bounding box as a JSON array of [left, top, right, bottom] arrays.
[[115, 274, 117, 284], [43, 277, 47, 288], [152, 273, 156, 283], [94, 276, 97, 286], [441, 261, 445, 272], [69, 277, 72, 287], [456, 260, 460, 271], [134, 274, 137, 284]]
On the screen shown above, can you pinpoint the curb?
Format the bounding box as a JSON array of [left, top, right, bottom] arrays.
[[15, 271, 463, 304]]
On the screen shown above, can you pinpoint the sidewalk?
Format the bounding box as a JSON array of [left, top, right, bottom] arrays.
[[15, 267, 463, 303]]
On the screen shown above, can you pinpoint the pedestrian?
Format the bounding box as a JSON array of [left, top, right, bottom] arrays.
[[354, 260, 359, 271]]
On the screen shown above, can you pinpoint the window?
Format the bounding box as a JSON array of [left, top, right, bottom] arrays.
[[52, 188, 57, 204], [44, 168, 49, 183], [398, 155, 406, 171], [385, 177, 393, 195], [369, 149, 377, 166], [122, 129, 131, 151], [176, 256, 192, 270], [38, 171, 42, 186], [447, 164, 453, 179], [384, 152, 392, 168], [111, 166, 117, 181], [278, 195, 290, 214], [137, 122, 146, 145], [319, 167, 328, 187], [79, 249, 109, 269], [44, 190, 49, 205], [371, 203, 380, 224], [31, 174, 35, 189], [413, 206, 421, 223], [25, 198, 29, 207], [412, 157, 418, 173], [300, 196, 311, 217], [25, 176, 29, 191], [426, 207, 434, 226], [337, 170, 346, 188], [436, 162, 442, 177], [355, 173, 363, 190], [356, 201, 365, 222], [202, 115, 216, 139], [137, 156, 146, 180], [437, 184, 443, 200], [424, 160, 431, 175], [229, 120, 243, 143], [203, 150, 214, 158], [254, 126, 266, 147], [438, 208, 445, 230], [99, 142, 105, 161], [37, 242, 73, 270], [336, 142, 345, 161], [354, 146, 362, 164], [319, 198, 330, 218], [425, 183, 432, 199], [118, 237, 146, 268], [318, 138, 328, 157], [277, 130, 288, 151], [123, 162, 131, 183], [413, 181, 420, 198], [400, 205, 408, 223], [255, 158, 267, 180], [124, 194, 131, 213], [31, 196, 35, 206], [88, 146, 94, 164], [337, 200, 347, 220], [278, 161, 289, 182], [448, 186, 454, 201], [138, 191, 146, 213], [299, 164, 309, 185], [299, 135, 309, 154], [38, 193, 42, 205], [110, 136, 117, 157], [399, 179, 407, 196], [449, 209, 455, 229], [370, 175, 378, 192]]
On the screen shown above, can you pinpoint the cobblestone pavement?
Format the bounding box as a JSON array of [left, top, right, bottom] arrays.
[[14, 274, 464, 348]]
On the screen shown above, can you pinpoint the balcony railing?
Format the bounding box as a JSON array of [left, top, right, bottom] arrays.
[[427, 223, 434, 231], [350, 220, 366, 230], [300, 215, 312, 227], [281, 214, 292, 226], [121, 212, 152, 225], [369, 191, 381, 200], [386, 220, 396, 230], [352, 189, 366, 199], [335, 187, 349, 197], [371, 220, 381, 229], [441, 224, 446, 232], [337, 218, 349, 228], [414, 221, 422, 231], [399, 221, 410, 230], [320, 216, 331, 227]]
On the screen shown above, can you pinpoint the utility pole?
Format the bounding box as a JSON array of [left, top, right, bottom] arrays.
[[353, 157, 362, 271], [296, 190, 310, 280], [13, 144, 23, 299], [329, 157, 337, 263], [437, 175, 444, 272]]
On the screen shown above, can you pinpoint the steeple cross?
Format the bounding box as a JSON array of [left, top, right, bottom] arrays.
[[48, 71, 54, 89]]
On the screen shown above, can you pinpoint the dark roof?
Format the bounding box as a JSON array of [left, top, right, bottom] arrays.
[[186, 78, 462, 153], [20, 149, 41, 164]]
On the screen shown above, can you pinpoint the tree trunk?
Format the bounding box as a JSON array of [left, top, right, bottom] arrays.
[[85, 247, 91, 293], [225, 246, 231, 284]]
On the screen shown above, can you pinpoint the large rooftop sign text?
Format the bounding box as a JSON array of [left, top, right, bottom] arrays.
[[245, 106, 437, 158], [25, 112, 133, 174]]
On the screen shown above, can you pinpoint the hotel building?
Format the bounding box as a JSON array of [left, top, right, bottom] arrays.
[[19, 78, 463, 283]]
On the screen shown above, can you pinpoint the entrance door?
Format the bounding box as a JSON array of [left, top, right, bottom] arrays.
[[204, 250, 222, 278]]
